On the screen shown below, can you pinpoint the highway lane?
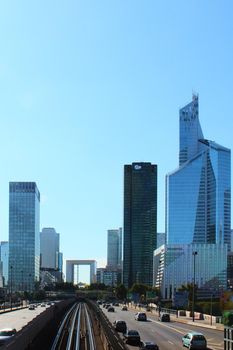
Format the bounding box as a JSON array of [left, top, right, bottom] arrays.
[[0, 304, 50, 331], [101, 305, 223, 350]]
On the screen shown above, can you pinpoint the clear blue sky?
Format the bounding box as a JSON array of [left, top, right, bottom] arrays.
[[0, 1, 233, 283]]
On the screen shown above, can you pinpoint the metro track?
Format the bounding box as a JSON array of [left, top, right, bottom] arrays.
[[51, 302, 96, 350]]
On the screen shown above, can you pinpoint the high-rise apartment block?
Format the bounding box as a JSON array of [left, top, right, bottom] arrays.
[[107, 228, 122, 269], [9, 182, 40, 292], [123, 162, 157, 288]]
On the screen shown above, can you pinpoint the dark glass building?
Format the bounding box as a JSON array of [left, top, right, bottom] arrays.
[[123, 162, 157, 288], [9, 182, 40, 292]]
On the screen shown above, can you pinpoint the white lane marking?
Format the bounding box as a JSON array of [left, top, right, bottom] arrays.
[[168, 341, 174, 345], [148, 318, 184, 335]]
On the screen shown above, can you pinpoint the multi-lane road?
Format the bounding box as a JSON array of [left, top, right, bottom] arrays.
[[101, 304, 224, 350]]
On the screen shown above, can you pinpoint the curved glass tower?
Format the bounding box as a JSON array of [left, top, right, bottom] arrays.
[[166, 95, 231, 249]]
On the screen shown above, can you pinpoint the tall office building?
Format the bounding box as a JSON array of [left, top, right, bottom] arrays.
[[0, 241, 9, 286], [40, 227, 60, 270], [107, 228, 122, 269], [157, 232, 166, 248], [166, 95, 231, 248], [159, 95, 231, 297], [9, 182, 40, 292], [123, 162, 157, 288]]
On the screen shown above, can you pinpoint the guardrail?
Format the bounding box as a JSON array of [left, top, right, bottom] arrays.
[[87, 301, 127, 350], [224, 326, 233, 349]]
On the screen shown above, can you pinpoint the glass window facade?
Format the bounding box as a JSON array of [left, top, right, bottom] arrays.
[[123, 162, 157, 288], [166, 96, 231, 250], [107, 228, 122, 269], [8, 182, 40, 292], [40, 228, 60, 270], [153, 243, 227, 298]]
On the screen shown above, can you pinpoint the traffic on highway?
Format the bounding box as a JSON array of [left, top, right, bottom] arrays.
[[100, 301, 223, 350]]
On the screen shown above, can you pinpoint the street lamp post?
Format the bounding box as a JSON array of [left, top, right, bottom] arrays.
[[192, 251, 198, 322], [210, 293, 213, 326]]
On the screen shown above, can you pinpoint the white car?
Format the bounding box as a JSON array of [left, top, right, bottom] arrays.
[[0, 328, 16, 346]]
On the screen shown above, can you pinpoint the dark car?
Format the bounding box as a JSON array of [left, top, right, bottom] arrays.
[[107, 306, 115, 312], [140, 341, 160, 350], [158, 313, 170, 322], [135, 312, 147, 321], [113, 320, 127, 333], [123, 329, 141, 345], [122, 305, 128, 311]]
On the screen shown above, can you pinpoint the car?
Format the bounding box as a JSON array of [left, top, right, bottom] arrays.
[[28, 304, 35, 310], [121, 305, 128, 311], [0, 328, 16, 346], [113, 320, 127, 333], [123, 329, 141, 345], [158, 313, 170, 322], [182, 332, 207, 349], [139, 341, 160, 350], [135, 312, 147, 321], [40, 303, 46, 307], [107, 306, 115, 312]]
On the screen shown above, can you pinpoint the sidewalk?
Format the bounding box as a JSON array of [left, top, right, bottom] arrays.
[[128, 303, 224, 331]]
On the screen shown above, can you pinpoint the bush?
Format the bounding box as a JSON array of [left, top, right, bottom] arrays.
[[223, 312, 233, 326]]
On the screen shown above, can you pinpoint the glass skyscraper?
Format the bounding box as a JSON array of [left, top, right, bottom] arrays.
[[123, 162, 157, 288], [40, 227, 60, 270], [9, 182, 40, 292], [166, 95, 231, 248], [107, 228, 122, 269]]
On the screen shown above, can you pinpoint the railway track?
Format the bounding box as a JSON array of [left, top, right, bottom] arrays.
[[51, 302, 96, 350]]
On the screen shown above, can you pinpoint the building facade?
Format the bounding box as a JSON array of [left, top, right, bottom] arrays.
[[107, 228, 122, 269], [123, 162, 157, 288], [157, 232, 166, 249], [40, 227, 60, 270], [96, 267, 122, 287], [8, 182, 40, 292], [153, 243, 227, 299], [166, 95, 231, 248], [0, 241, 9, 287]]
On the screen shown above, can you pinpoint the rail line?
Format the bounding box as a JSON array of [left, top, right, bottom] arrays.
[[51, 302, 96, 350]]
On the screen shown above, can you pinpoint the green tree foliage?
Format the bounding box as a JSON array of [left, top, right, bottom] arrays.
[[115, 284, 127, 300], [129, 283, 150, 296]]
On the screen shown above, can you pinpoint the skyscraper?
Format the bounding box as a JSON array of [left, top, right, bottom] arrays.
[[123, 162, 157, 288], [156, 95, 231, 297], [107, 228, 122, 269], [9, 182, 40, 292], [40, 227, 60, 270], [166, 95, 231, 248]]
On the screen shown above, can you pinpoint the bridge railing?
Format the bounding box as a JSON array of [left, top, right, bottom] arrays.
[[224, 326, 233, 350]]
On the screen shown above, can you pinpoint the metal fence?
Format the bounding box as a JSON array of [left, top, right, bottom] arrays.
[[224, 327, 233, 350]]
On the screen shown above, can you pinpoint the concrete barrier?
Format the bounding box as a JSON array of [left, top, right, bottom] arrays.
[[5, 299, 75, 350]]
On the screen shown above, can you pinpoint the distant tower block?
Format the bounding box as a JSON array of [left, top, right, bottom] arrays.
[[66, 260, 97, 284]]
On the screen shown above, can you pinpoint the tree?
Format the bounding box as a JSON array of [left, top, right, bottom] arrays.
[[130, 283, 150, 300], [115, 284, 127, 300]]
